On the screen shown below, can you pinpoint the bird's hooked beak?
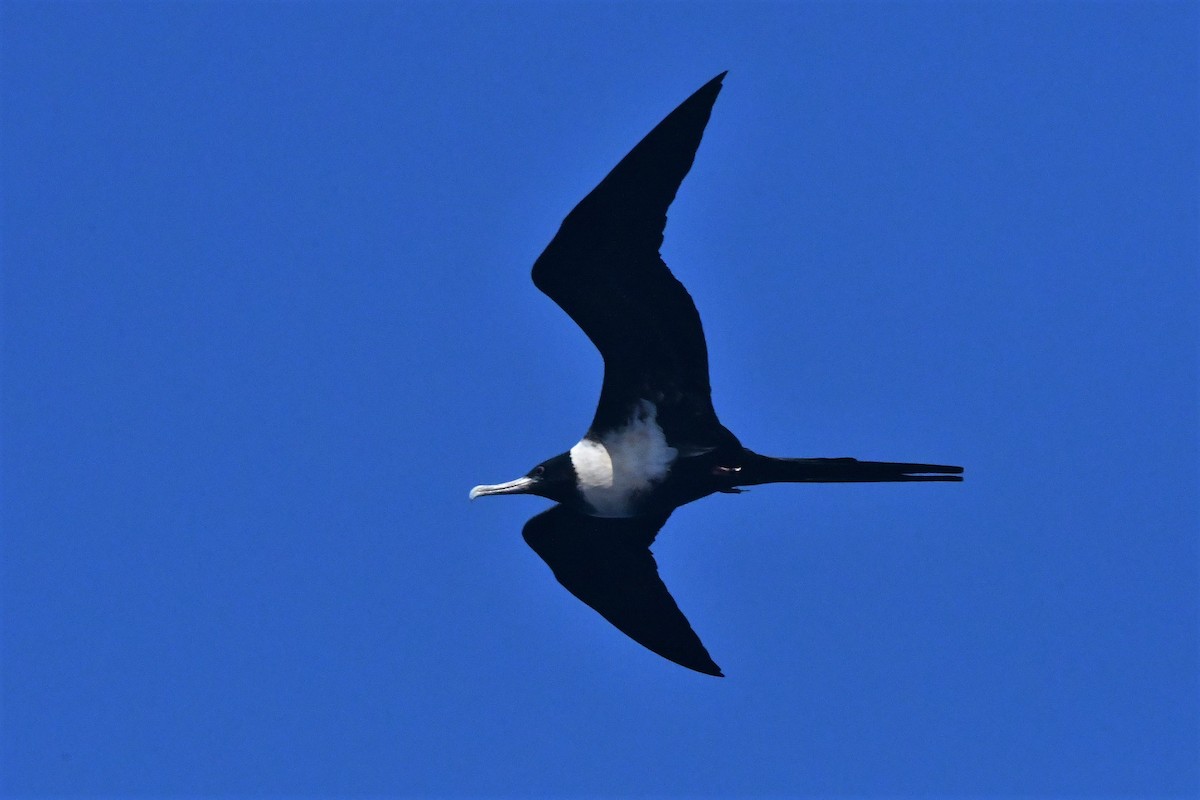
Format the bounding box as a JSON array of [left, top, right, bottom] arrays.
[[469, 475, 538, 500]]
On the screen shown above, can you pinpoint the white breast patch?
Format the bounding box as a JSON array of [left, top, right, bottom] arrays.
[[569, 400, 677, 517]]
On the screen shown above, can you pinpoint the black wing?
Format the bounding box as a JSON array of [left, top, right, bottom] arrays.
[[532, 73, 727, 442], [522, 505, 722, 677]]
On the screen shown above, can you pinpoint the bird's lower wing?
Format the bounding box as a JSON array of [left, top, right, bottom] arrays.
[[522, 505, 723, 677]]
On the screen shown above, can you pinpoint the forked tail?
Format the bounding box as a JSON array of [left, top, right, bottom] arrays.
[[737, 453, 963, 486]]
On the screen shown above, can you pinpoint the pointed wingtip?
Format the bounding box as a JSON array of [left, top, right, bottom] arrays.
[[703, 71, 728, 92], [677, 651, 724, 677], [684, 72, 726, 102], [669, 654, 723, 677]]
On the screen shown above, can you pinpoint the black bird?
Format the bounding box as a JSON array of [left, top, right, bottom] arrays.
[[470, 72, 962, 677]]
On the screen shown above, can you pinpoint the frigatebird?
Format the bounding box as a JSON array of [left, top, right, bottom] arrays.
[[470, 72, 962, 677]]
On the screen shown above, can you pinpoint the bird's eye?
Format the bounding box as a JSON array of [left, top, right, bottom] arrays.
[[532, 466, 545, 477]]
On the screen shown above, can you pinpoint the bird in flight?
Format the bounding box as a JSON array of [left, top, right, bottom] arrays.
[[470, 72, 962, 677]]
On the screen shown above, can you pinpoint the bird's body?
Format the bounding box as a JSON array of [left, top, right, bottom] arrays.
[[470, 73, 962, 677]]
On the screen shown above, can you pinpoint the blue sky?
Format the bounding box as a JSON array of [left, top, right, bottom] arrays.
[[3, 1, 1196, 796]]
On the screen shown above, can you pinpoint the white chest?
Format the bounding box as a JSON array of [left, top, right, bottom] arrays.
[[569, 400, 677, 517]]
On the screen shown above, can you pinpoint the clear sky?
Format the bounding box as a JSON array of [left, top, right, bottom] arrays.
[[3, 1, 1197, 797]]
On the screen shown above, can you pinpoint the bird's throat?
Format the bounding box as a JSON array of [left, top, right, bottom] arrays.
[[569, 400, 678, 517]]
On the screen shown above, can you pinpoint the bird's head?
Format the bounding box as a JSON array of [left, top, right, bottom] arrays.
[[469, 452, 577, 506]]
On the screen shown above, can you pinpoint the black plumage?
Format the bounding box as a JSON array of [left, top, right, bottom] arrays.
[[471, 73, 962, 676]]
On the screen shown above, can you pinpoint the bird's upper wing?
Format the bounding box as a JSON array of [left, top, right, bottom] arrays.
[[522, 505, 722, 677], [531, 73, 726, 442]]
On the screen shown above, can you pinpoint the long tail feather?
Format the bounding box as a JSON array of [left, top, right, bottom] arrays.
[[738, 454, 963, 486]]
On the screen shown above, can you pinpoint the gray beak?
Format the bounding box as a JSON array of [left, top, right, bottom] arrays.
[[469, 475, 537, 500]]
